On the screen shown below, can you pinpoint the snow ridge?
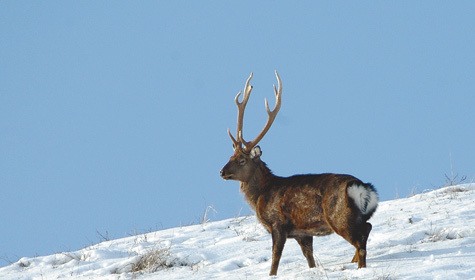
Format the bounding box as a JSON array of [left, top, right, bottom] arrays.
[[1, 184, 474, 280]]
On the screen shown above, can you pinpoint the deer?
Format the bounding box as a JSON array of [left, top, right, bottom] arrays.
[[220, 71, 379, 276]]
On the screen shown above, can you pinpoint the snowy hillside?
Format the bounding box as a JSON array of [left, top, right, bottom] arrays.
[[1, 184, 474, 280]]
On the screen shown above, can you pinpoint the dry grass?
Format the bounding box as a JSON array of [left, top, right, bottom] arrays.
[[131, 245, 174, 273]]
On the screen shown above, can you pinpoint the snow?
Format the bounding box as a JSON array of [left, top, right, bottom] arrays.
[[1, 184, 474, 279]]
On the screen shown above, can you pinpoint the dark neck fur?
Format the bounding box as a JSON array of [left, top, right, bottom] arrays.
[[240, 160, 276, 209]]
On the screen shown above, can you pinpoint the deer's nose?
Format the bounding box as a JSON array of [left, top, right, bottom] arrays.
[[220, 169, 233, 180]]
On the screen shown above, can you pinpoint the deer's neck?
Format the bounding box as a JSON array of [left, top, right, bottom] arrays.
[[240, 160, 276, 210]]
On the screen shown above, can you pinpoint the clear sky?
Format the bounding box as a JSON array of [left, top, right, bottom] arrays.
[[1, 1, 474, 266]]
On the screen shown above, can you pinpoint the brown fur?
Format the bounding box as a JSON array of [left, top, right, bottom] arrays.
[[221, 71, 377, 275], [221, 149, 378, 276]]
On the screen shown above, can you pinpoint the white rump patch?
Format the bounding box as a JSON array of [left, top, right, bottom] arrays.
[[347, 184, 378, 214]]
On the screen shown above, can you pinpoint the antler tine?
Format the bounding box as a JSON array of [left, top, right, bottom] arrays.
[[227, 128, 238, 148], [228, 73, 254, 150], [241, 70, 282, 151]]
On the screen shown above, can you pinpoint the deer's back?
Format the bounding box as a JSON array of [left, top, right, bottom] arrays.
[[255, 173, 365, 237]]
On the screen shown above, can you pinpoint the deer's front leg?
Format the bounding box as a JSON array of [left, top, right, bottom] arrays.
[[296, 236, 316, 268], [270, 227, 287, 276]]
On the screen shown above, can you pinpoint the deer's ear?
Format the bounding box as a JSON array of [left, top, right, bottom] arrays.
[[250, 146, 262, 160]]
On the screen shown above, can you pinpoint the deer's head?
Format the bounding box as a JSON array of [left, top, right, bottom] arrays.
[[220, 71, 282, 183]]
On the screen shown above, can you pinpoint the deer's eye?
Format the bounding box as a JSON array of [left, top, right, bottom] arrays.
[[239, 159, 246, 165]]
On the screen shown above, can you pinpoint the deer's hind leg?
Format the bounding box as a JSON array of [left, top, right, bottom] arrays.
[[350, 222, 372, 268]]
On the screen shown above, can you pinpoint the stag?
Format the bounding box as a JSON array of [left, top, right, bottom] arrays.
[[220, 71, 378, 276]]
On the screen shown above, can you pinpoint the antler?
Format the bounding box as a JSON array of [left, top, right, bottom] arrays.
[[241, 70, 282, 151], [228, 71, 282, 153], [227, 72, 253, 149]]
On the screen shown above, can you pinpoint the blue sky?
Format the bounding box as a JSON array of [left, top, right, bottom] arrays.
[[1, 1, 474, 266]]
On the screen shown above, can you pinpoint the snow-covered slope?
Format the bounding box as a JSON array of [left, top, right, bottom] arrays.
[[2, 184, 474, 280]]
